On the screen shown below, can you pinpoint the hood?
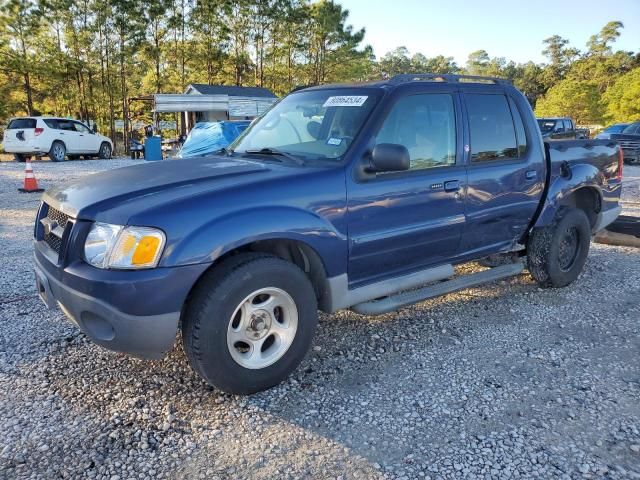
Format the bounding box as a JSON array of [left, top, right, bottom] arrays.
[[43, 156, 271, 219]]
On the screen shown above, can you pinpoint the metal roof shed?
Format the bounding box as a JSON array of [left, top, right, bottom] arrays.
[[153, 84, 278, 132]]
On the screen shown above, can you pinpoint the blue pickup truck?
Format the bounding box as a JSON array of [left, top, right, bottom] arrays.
[[34, 74, 623, 394]]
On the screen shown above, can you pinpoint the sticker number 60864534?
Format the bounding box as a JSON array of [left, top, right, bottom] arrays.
[[322, 96, 368, 108]]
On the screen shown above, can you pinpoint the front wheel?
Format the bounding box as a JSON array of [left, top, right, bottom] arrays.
[[181, 253, 318, 394], [527, 208, 591, 288], [14, 153, 26, 162], [49, 141, 66, 162], [99, 142, 112, 159]]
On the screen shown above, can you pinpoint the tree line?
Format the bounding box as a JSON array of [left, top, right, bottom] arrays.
[[1, 0, 639, 151]]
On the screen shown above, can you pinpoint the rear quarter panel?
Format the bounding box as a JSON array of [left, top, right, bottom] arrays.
[[534, 139, 622, 228]]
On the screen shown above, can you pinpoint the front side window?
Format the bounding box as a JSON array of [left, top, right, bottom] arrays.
[[376, 93, 456, 170], [232, 88, 381, 161], [73, 122, 90, 133], [467, 94, 518, 162], [564, 120, 573, 131]]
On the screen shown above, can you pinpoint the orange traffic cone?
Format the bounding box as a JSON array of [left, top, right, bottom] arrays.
[[18, 159, 44, 193]]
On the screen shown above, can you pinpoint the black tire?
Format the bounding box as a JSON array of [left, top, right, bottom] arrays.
[[527, 208, 591, 288], [99, 142, 112, 159], [182, 253, 318, 394], [14, 153, 26, 162], [49, 141, 66, 162]]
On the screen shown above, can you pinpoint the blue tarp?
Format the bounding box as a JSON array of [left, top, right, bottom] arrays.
[[177, 121, 250, 158]]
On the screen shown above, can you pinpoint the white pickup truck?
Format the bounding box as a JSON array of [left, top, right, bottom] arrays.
[[3, 117, 113, 162]]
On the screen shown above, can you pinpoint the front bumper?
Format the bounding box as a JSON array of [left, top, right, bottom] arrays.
[[34, 249, 209, 359]]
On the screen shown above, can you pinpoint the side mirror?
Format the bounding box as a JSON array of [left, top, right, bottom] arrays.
[[92, 124, 98, 133], [368, 143, 410, 173]]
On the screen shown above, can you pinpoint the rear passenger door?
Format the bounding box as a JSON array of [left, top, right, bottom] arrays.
[[461, 91, 545, 257]]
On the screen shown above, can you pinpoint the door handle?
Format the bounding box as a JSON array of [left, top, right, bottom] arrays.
[[444, 180, 460, 192], [525, 170, 537, 181]]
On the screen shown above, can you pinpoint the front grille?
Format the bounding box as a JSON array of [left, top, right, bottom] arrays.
[[42, 205, 73, 255], [44, 233, 63, 253], [619, 140, 640, 152], [47, 207, 71, 229]]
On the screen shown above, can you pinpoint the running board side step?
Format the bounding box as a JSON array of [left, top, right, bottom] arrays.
[[351, 262, 525, 316]]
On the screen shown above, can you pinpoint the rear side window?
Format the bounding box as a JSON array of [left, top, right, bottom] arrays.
[[8, 118, 36, 129], [508, 98, 527, 157], [467, 94, 518, 162], [43, 119, 58, 129]]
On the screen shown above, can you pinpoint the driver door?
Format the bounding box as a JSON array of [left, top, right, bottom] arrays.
[[72, 121, 98, 153], [346, 86, 466, 287]]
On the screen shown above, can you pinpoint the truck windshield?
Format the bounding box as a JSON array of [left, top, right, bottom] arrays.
[[232, 89, 382, 161], [537, 119, 557, 133]]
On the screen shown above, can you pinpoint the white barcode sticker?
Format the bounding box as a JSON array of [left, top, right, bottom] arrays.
[[323, 96, 368, 108]]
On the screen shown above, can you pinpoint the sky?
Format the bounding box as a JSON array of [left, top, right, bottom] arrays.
[[340, 0, 640, 66]]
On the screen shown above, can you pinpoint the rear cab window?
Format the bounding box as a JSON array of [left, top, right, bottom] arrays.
[[8, 118, 36, 129], [466, 94, 518, 162]]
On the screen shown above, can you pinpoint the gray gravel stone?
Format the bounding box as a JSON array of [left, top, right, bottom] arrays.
[[0, 159, 639, 479]]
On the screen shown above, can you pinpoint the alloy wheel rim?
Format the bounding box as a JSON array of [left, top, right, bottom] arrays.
[[226, 287, 298, 369]]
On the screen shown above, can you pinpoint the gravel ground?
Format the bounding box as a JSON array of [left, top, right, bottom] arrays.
[[1, 158, 639, 480]]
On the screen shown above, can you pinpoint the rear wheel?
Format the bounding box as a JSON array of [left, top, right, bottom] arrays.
[[49, 141, 66, 162], [182, 253, 318, 394], [527, 208, 591, 288], [14, 153, 26, 162]]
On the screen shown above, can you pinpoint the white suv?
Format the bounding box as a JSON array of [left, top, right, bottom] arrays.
[[2, 117, 113, 162]]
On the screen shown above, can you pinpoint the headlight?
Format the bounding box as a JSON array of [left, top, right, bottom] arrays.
[[84, 223, 166, 269]]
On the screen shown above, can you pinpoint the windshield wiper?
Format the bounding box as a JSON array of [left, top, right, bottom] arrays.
[[243, 148, 305, 165], [212, 147, 233, 156]]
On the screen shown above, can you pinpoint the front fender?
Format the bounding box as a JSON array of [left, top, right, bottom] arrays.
[[534, 163, 603, 228], [162, 206, 348, 277]]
